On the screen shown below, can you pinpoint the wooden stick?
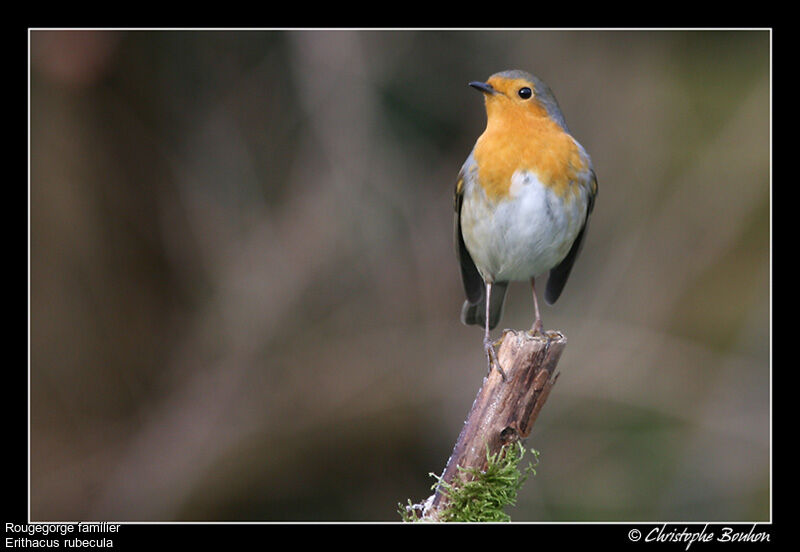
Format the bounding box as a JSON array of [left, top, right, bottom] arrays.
[[421, 329, 566, 521]]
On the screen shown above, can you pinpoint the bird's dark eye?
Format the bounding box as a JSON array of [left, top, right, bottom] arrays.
[[518, 87, 532, 99]]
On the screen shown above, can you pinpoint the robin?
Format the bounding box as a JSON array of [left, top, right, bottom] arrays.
[[454, 69, 597, 376]]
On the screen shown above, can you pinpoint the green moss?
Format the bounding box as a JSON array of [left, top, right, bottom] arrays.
[[397, 499, 423, 523], [399, 442, 539, 522]]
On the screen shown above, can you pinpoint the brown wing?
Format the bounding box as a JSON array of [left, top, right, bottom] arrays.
[[454, 173, 483, 305], [454, 171, 509, 329], [545, 168, 597, 305]]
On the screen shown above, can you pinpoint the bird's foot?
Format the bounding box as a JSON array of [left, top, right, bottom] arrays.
[[529, 319, 545, 337], [483, 336, 507, 381]]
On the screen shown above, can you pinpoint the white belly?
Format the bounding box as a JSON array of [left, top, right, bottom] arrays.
[[461, 170, 587, 282]]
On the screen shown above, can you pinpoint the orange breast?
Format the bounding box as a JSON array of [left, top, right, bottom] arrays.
[[473, 112, 586, 202]]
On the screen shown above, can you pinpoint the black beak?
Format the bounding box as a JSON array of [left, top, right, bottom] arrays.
[[469, 81, 496, 95]]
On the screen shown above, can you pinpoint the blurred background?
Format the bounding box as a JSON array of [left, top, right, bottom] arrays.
[[29, 29, 770, 522]]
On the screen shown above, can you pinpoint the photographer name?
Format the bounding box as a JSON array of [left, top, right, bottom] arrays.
[[640, 524, 770, 548]]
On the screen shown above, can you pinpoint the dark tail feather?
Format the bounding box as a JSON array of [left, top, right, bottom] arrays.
[[460, 281, 509, 330]]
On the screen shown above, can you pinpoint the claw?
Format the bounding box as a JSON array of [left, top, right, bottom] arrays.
[[482, 281, 507, 381], [483, 337, 507, 381]]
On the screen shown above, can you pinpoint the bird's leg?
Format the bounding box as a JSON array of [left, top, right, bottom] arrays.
[[483, 281, 507, 380], [530, 277, 544, 336]]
